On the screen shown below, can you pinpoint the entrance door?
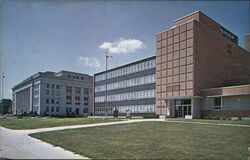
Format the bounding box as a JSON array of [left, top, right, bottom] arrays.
[[174, 99, 191, 118], [75, 108, 79, 115]]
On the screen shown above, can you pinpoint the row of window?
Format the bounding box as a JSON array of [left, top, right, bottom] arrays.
[[95, 89, 156, 102], [46, 106, 89, 113], [65, 107, 89, 113], [118, 104, 155, 113], [95, 59, 156, 82], [66, 86, 89, 94], [66, 96, 89, 105], [95, 104, 155, 114], [67, 74, 86, 80], [46, 90, 60, 96], [46, 106, 59, 112], [95, 74, 156, 92], [221, 27, 238, 44], [46, 84, 60, 89], [46, 98, 60, 104]]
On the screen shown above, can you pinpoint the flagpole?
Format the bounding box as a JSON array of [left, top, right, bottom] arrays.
[[105, 51, 108, 118]]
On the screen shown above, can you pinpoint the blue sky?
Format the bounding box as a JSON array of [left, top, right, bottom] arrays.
[[0, 0, 249, 99]]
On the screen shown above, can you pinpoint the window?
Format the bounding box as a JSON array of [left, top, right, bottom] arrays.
[[46, 106, 49, 112], [56, 85, 60, 89], [66, 86, 72, 104], [66, 96, 72, 104], [46, 84, 50, 88], [51, 84, 55, 89], [46, 90, 50, 95], [66, 107, 72, 113], [84, 97, 88, 105], [56, 106, 59, 112], [84, 108, 88, 113], [75, 87, 81, 105], [51, 106, 54, 112], [46, 98, 50, 104], [213, 97, 222, 109], [51, 98, 54, 104]]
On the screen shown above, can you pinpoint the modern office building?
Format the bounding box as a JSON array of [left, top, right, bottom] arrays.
[[94, 56, 156, 116], [156, 11, 250, 118], [12, 71, 93, 116]]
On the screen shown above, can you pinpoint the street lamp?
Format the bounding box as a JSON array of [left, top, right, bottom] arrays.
[[1, 72, 5, 115], [105, 51, 112, 118]]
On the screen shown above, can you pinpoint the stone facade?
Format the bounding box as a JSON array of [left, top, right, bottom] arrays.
[[12, 71, 93, 116]]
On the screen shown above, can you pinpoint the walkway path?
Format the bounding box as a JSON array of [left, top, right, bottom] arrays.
[[0, 126, 86, 159], [1, 118, 249, 159]]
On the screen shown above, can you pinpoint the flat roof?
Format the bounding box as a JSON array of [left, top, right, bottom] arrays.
[[174, 10, 200, 22], [156, 19, 195, 36], [12, 70, 92, 90]]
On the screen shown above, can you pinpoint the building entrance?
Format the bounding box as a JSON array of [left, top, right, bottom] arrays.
[[174, 99, 191, 118]]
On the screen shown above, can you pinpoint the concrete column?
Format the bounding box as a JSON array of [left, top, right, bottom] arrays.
[[30, 87, 33, 112], [72, 86, 75, 113], [80, 87, 84, 115], [192, 98, 201, 118]]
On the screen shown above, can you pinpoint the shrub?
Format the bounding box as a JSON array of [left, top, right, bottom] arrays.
[[33, 111, 38, 117], [143, 114, 159, 119]]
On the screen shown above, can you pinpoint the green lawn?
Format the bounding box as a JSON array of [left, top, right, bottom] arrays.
[[31, 121, 250, 159], [0, 117, 120, 129]]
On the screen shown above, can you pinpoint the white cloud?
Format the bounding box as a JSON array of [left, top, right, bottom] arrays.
[[78, 56, 101, 68], [99, 38, 147, 54]]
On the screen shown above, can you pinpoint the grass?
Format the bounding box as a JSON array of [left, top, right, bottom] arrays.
[[31, 121, 250, 159], [0, 117, 120, 130]]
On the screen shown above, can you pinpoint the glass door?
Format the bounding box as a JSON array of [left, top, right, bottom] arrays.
[[174, 99, 191, 118]]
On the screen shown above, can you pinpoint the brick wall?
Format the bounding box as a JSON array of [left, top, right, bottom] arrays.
[[201, 110, 250, 118]]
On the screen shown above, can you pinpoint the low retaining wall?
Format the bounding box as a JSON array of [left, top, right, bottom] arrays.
[[201, 110, 250, 118]]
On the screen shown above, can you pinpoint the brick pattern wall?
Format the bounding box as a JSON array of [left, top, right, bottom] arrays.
[[156, 21, 195, 114]]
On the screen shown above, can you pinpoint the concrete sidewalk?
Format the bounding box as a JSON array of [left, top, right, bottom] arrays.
[[0, 126, 86, 159]]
